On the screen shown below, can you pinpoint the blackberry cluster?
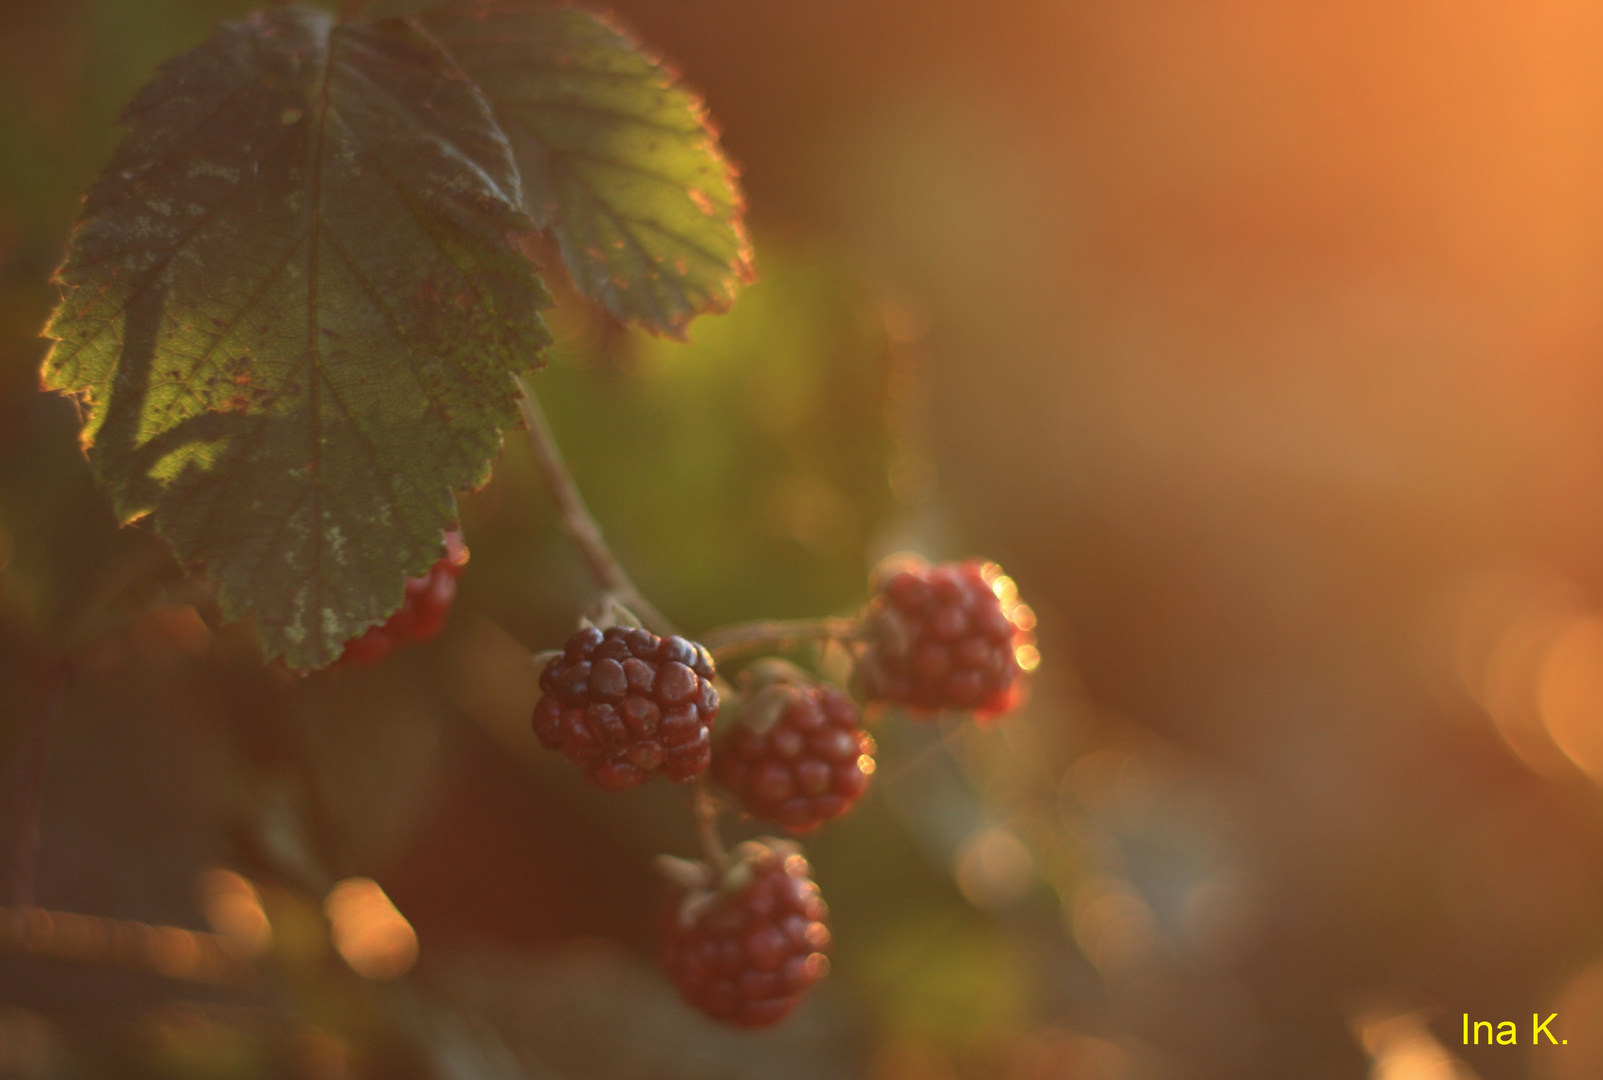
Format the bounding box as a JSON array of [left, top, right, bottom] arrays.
[[533, 626, 719, 790], [856, 557, 1029, 718], [658, 839, 830, 1028], [338, 530, 468, 666], [717, 681, 874, 833], [544, 557, 1035, 1031]]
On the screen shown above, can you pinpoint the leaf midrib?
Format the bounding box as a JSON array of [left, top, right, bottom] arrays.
[[303, 18, 337, 660]]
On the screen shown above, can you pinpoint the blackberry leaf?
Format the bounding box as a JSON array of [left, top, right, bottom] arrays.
[[43, 5, 551, 669], [421, 1, 754, 337]]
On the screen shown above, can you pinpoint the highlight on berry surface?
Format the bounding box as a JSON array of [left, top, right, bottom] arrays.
[[656, 837, 831, 1028], [533, 625, 719, 789], [855, 554, 1037, 720]]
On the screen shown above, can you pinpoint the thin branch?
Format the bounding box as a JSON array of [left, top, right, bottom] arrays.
[[9, 658, 66, 913], [0, 904, 257, 987], [691, 777, 727, 872], [513, 377, 731, 870], [515, 375, 675, 636], [698, 616, 865, 663]]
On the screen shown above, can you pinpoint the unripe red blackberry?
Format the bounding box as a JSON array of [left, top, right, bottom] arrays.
[[338, 530, 469, 666], [717, 662, 875, 833], [856, 555, 1035, 719], [657, 838, 830, 1028], [532, 626, 719, 790]]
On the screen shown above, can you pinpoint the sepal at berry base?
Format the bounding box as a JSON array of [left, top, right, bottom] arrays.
[[854, 555, 1037, 720], [656, 837, 831, 1028], [337, 530, 469, 667]]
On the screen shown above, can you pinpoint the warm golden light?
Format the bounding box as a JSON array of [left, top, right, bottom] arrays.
[[323, 878, 417, 981], [149, 926, 201, 979], [1543, 959, 1603, 1080], [858, 753, 877, 775], [0, 905, 252, 986], [1452, 571, 1582, 778], [197, 869, 271, 959], [1536, 616, 1603, 782], [1069, 875, 1156, 974], [1353, 1010, 1481, 1080], [985, 567, 1020, 609], [953, 826, 1034, 909], [1015, 644, 1041, 672]]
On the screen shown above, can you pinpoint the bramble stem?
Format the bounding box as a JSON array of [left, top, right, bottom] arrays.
[[691, 777, 728, 872], [516, 375, 729, 860], [9, 659, 65, 912], [515, 376, 675, 636], [515, 376, 737, 869], [698, 616, 865, 663]]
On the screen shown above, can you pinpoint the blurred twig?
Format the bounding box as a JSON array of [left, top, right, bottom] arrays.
[[698, 616, 865, 663], [514, 376, 743, 870], [0, 904, 257, 987], [8, 657, 65, 912], [514, 376, 675, 637], [690, 778, 728, 872]]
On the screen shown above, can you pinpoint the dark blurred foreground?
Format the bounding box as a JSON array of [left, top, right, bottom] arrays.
[[7, 2, 1603, 1078]]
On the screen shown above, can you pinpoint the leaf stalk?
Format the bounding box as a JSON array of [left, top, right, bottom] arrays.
[[691, 776, 728, 873], [514, 375, 675, 636]]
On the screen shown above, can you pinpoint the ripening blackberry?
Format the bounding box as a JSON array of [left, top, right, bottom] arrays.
[[533, 626, 719, 790], [855, 555, 1034, 719], [657, 838, 830, 1028], [338, 529, 469, 666], [716, 667, 874, 833]]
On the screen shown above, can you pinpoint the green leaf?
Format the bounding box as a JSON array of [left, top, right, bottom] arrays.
[[420, 2, 754, 337], [42, 5, 551, 669]]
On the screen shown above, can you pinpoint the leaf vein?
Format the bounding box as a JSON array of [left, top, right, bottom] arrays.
[[146, 231, 308, 434], [53, 119, 305, 371], [320, 224, 478, 470]]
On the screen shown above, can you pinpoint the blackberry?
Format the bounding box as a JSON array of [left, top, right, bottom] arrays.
[[338, 530, 469, 666], [856, 555, 1033, 719], [533, 626, 719, 790], [717, 665, 874, 833], [657, 838, 830, 1028]]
